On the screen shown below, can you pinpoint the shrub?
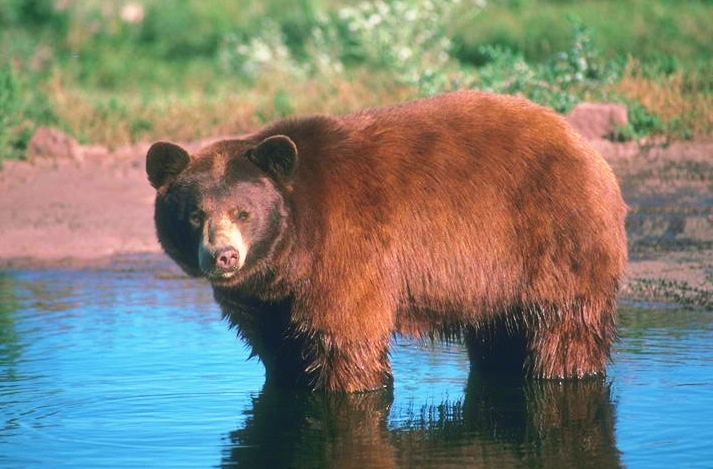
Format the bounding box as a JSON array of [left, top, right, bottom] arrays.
[[217, 0, 484, 95], [0, 67, 18, 158], [218, 20, 305, 81], [0, 65, 57, 161], [476, 18, 623, 113], [0, 0, 68, 31], [139, 1, 224, 59], [627, 101, 664, 137], [326, 0, 480, 94]]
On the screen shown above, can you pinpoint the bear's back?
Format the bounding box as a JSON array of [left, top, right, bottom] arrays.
[[258, 91, 626, 318]]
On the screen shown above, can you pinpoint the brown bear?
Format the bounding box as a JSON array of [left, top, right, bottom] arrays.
[[146, 90, 627, 393]]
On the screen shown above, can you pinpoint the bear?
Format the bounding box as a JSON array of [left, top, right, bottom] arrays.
[[146, 90, 627, 393]]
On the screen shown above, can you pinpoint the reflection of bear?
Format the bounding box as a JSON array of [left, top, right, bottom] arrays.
[[221, 378, 622, 469], [224, 388, 396, 468], [147, 91, 627, 392]]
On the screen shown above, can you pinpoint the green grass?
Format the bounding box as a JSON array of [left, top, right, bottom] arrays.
[[453, 0, 713, 70], [1, 0, 711, 162]]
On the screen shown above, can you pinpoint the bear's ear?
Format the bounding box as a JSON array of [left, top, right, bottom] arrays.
[[146, 142, 191, 189], [247, 135, 298, 181]]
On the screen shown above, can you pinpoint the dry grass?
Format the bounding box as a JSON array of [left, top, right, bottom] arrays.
[[47, 70, 416, 147], [4, 0, 713, 164], [613, 61, 713, 140], [54, 66, 713, 149]]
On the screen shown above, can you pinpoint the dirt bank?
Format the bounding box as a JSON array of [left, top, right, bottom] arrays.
[[0, 135, 711, 308], [0, 136, 228, 268]]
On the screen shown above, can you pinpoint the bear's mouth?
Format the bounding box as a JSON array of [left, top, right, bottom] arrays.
[[201, 268, 245, 289], [205, 269, 238, 280]]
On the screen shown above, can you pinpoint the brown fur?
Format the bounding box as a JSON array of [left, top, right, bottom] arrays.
[[148, 91, 627, 392]]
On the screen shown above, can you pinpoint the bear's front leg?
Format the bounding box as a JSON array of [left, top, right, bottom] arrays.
[[252, 305, 394, 391], [294, 290, 396, 392], [303, 332, 393, 392], [214, 288, 315, 388]]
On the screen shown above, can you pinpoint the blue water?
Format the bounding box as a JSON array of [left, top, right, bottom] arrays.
[[1, 262, 712, 468]]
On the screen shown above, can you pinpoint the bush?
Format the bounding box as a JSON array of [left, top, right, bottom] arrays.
[[0, 65, 57, 161], [476, 18, 623, 113], [326, 0, 477, 94], [0, 0, 68, 31], [1, 0, 708, 155], [139, 2, 223, 60], [217, 0, 483, 95], [219, 20, 305, 81], [627, 101, 664, 137], [0, 68, 18, 158]]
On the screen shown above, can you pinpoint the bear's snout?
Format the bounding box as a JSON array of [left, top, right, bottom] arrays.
[[216, 248, 240, 270], [198, 215, 249, 279], [199, 244, 244, 279]]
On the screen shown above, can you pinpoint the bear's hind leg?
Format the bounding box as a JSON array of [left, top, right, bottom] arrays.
[[465, 314, 529, 376], [526, 300, 616, 379]]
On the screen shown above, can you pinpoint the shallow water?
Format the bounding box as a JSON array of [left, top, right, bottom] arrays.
[[1, 265, 712, 468]]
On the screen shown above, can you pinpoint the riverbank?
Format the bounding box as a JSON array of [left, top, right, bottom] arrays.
[[0, 135, 711, 308]]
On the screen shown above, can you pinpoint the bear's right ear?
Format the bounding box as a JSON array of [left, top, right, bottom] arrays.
[[146, 142, 191, 189]]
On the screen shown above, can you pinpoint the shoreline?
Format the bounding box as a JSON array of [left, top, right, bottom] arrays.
[[0, 136, 710, 309]]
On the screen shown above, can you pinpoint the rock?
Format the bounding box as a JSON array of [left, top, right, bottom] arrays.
[[81, 144, 112, 160], [26, 126, 83, 162], [566, 103, 628, 141]]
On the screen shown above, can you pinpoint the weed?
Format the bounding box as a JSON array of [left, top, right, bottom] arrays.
[[0, 0, 711, 161], [627, 101, 664, 138], [0, 64, 57, 160], [630, 278, 713, 310], [217, 0, 481, 95], [475, 18, 621, 113], [0, 67, 18, 158], [219, 21, 304, 81], [323, 0, 479, 95], [255, 90, 296, 123], [614, 60, 712, 140], [611, 124, 637, 143]]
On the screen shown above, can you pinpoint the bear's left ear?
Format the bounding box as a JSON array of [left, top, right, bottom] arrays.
[[146, 142, 190, 189], [247, 135, 298, 181]]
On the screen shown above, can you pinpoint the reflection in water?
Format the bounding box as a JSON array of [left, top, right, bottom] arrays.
[[222, 375, 621, 469], [0, 273, 22, 385], [3, 267, 711, 468], [224, 389, 395, 469]]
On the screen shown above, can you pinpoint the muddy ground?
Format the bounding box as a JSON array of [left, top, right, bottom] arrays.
[[0, 136, 711, 309]]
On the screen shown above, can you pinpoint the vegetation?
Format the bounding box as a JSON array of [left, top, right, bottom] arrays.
[[1, 0, 711, 161]]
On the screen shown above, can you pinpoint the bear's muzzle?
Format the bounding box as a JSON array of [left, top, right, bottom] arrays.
[[198, 215, 249, 279]]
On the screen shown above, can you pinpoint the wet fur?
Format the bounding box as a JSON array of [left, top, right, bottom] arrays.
[[149, 91, 627, 392]]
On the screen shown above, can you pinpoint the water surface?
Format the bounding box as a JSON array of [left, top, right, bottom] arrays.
[[1, 264, 712, 468]]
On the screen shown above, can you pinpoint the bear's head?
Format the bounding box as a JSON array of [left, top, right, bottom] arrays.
[[146, 135, 297, 287]]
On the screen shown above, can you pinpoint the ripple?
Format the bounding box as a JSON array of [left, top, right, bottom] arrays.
[[2, 269, 713, 468]]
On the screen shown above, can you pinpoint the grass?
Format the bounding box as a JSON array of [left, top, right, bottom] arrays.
[[452, 0, 713, 68], [0, 0, 711, 161], [615, 61, 713, 140]]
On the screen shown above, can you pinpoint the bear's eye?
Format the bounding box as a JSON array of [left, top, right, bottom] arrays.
[[188, 210, 204, 229], [232, 209, 250, 222]]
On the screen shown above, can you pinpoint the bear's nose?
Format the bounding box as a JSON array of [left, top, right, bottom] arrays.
[[215, 248, 240, 270]]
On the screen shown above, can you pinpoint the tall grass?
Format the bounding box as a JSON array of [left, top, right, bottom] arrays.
[[1, 0, 711, 161]]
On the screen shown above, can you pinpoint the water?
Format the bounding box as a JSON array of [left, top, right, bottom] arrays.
[[1, 262, 712, 469]]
